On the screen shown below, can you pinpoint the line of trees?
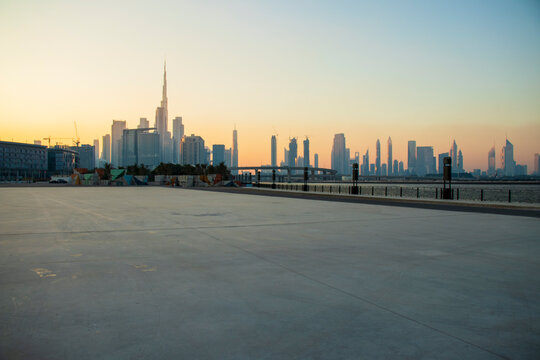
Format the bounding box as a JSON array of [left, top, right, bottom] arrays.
[[98, 162, 231, 180]]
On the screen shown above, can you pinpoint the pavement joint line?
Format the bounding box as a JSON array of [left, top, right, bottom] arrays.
[[0, 212, 468, 238], [196, 228, 511, 360]]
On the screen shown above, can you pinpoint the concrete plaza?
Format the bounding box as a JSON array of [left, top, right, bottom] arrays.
[[1, 187, 539, 359]]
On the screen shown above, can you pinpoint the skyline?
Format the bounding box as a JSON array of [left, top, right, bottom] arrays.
[[1, 0, 539, 170]]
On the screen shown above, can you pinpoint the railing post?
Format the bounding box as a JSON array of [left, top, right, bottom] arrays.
[[372, 186, 374, 196], [385, 187, 387, 197], [400, 187, 402, 197], [481, 189, 483, 201], [509, 190, 511, 203], [417, 187, 419, 198], [457, 188, 459, 200], [436, 188, 438, 199]]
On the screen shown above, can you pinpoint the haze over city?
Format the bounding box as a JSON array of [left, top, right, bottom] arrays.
[[1, 0, 539, 171]]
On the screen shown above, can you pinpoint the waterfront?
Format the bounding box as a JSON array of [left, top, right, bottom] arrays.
[[1, 187, 539, 359]]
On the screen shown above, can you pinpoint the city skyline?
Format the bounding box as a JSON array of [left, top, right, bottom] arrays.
[[1, 0, 539, 170]]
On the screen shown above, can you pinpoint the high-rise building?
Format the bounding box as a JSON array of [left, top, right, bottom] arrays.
[[288, 138, 297, 168], [438, 152, 449, 174], [375, 139, 381, 176], [381, 164, 387, 176], [93, 139, 99, 168], [283, 148, 289, 166], [232, 128, 238, 173], [172, 117, 184, 163], [224, 148, 232, 167], [111, 120, 126, 167], [501, 139, 515, 176], [213, 144, 225, 165], [181, 135, 205, 165], [303, 138, 310, 168], [138, 118, 149, 129], [271, 135, 277, 167], [73, 144, 95, 170], [101, 134, 111, 164], [535, 153, 540, 175], [450, 140, 458, 169], [314, 153, 319, 168], [407, 140, 416, 175], [362, 149, 369, 176], [488, 147, 496, 176], [331, 133, 347, 175], [393, 160, 398, 176], [416, 146, 435, 176], [387, 137, 392, 176], [154, 62, 173, 163], [458, 150, 464, 173], [399, 161, 404, 175], [138, 132, 160, 168]]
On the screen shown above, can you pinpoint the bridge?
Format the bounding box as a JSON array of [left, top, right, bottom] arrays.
[[230, 166, 338, 182]]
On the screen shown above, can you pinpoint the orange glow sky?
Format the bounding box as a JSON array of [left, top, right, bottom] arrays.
[[1, 1, 539, 171]]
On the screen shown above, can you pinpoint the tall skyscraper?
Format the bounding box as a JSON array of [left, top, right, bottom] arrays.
[[399, 161, 404, 175], [393, 160, 398, 176], [288, 138, 297, 168], [458, 150, 464, 173], [362, 149, 369, 175], [488, 147, 496, 176], [407, 140, 416, 175], [271, 135, 277, 167], [213, 144, 225, 165], [232, 127, 238, 173], [111, 120, 126, 167], [314, 153, 319, 168], [375, 139, 381, 176], [331, 134, 347, 175], [172, 117, 184, 163], [181, 135, 205, 165], [303, 137, 310, 168], [138, 118, 149, 129], [387, 137, 392, 176], [450, 140, 458, 169], [93, 139, 99, 168], [224, 148, 232, 167], [416, 146, 435, 176], [155, 62, 172, 163], [438, 152, 449, 174], [101, 134, 110, 164], [501, 139, 515, 176]]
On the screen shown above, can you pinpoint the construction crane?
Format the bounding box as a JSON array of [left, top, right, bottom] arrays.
[[73, 121, 80, 147], [42, 137, 74, 147]]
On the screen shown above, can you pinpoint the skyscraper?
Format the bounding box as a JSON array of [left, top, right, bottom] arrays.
[[224, 148, 232, 167], [438, 152, 449, 174], [271, 135, 277, 167], [181, 135, 205, 165], [416, 146, 435, 176], [393, 160, 398, 176], [213, 144, 225, 165], [101, 134, 110, 164], [450, 140, 458, 169], [488, 147, 496, 176], [111, 120, 126, 167], [155, 62, 172, 163], [458, 150, 464, 173], [93, 139, 99, 168], [303, 137, 310, 168], [387, 137, 392, 176], [375, 139, 381, 176], [138, 118, 149, 129], [314, 153, 319, 168], [501, 139, 515, 176], [331, 134, 347, 175], [172, 117, 184, 163], [288, 138, 297, 168], [232, 127, 238, 173], [362, 149, 369, 176], [407, 140, 416, 175]]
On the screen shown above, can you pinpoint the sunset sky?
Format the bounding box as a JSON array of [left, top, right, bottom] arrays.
[[1, 0, 539, 171]]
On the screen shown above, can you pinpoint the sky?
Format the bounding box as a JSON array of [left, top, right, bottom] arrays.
[[1, 0, 539, 171]]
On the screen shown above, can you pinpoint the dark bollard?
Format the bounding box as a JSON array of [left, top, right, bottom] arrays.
[[303, 167, 308, 192], [272, 169, 276, 189], [451, 189, 454, 199], [338, 186, 341, 194], [481, 189, 483, 201], [509, 190, 511, 203], [372, 186, 374, 196], [417, 187, 419, 198], [400, 187, 402, 197], [385, 187, 387, 197], [457, 188, 459, 200], [436, 188, 438, 199]]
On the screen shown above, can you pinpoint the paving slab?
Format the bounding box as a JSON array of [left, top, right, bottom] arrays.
[[1, 187, 539, 359]]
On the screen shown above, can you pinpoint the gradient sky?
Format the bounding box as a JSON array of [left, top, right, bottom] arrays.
[[1, 0, 539, 171]]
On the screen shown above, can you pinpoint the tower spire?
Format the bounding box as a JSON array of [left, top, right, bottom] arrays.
[[161, 60, 167, 110]]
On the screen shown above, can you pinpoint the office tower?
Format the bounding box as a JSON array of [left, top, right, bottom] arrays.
[[297, 156, 304, 167], [314, 153, 319, 168], [450, 140, 458, 169], [416, 146, 435, 176], [224, 148, 232, 167], [488, 147, 496, 176], [501, 138, 515, 176], [393, 160, 398, 176], [303, 137, 310, 168], [271, 135, 277, 167], [101, 134, 111, 163], [369, 163, 375, 174], [535, 153, 540, 175], [181, 135, 205, 165], [387, 137, 392, 176], [155, 62, 172, 163], [232, 128, 238, 173], [515, 164, 527, 176], [407, 140, 416, 175], [93, 139, 99, 168], [111, 120, 126, 167], [458, 150, 464, 173], [375, 139, 381, 175], [438, 152, 449, 174], [138, 132, 160, 168], [331, 133, 347, 175], [172, 117, 184, 163], [381, 164, 387, 176], [213, 144, 225, 165], [288, 138, 297, 167], [399, 161, 404, 175], [204, 147, 211, 165], [362, 149, 369, 176], [138, 118, 149, 129], [283, 148, 289, 166], [73, 144, 95, 170]]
